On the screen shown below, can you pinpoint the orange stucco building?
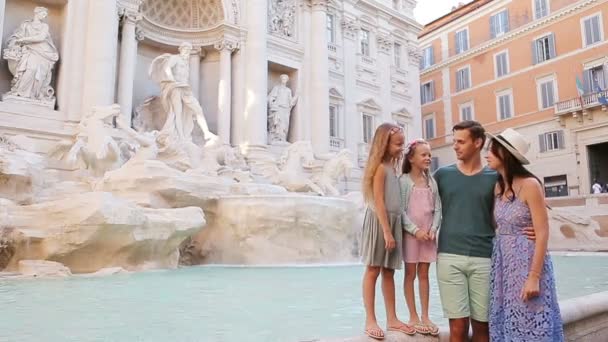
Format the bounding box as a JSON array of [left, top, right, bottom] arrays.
[[419, 0, 608, 196]]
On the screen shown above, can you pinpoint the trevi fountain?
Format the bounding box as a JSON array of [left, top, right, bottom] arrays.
[[1, 1, 608, 342]]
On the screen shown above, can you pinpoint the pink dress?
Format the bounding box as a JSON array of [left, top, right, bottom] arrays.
[[403, 186, 437, 263]]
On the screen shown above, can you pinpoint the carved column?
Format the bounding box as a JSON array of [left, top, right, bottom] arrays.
[[81, 0, 120, 111], [215, 40, 238, 145], [117, 10, 142, 124], [188, 47, 202, 102], [309, 0, 330, 155], [341, 16, 360, 153], [407, 42, 423, 139], [242, 0, 268, 146], [377, 33, 393, 123], [0, 0, 6, 56]]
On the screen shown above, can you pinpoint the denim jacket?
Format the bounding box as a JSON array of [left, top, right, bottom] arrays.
[[399, 172, 442, 236]]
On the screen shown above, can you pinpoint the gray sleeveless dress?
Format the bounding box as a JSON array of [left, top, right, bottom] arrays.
[[360, 165, 403, 270]]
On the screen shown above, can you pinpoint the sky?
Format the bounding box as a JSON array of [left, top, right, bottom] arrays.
[[414, 0, 473, 25]]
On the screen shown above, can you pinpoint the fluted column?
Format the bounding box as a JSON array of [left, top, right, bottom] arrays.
[[188, 47, 202, 101], [215, 40, 238, 145], [0, 0, 6, 59], [81, 0, 120, 112], [341, 16, 360, 156], [242, 0, 268, 146], [57, 0, 89, 121], [309, 0, 330, 155], [377, 33, 393, 123], [117, 10, 142, 124]]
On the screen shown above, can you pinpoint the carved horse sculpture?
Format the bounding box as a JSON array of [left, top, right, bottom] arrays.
[[50, 105, 128, 177], [311, 149, 354, 197], [262, 141, 325, 195]]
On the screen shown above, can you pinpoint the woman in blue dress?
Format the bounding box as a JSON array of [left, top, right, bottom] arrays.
[[485, 128, 564, 342]]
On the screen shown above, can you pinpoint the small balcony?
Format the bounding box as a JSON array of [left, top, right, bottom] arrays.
[[329, 137, 344, 151], [327, 42, 337, 53], [358, 142, 370, 167], [554, 90, 608, 116]]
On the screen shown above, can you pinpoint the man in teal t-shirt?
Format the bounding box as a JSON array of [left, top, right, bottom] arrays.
[[434, 121, 496, 342]]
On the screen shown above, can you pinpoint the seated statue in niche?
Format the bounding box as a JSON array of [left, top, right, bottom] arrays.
[[267, 74, 298, 143], [3, 7, 59, 107], [149, 42, 217, 146]]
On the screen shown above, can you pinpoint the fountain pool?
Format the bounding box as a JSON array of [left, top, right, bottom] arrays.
[[2, 254, 608, 342]]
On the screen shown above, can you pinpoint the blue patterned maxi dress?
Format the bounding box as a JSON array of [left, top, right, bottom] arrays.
[[489, 196, 564, 342]]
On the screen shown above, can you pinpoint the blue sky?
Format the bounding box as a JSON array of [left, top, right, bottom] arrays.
[[414, 0, 472, 25]]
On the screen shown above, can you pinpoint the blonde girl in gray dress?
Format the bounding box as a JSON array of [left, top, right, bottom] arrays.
[[360, 123, 415, 340]]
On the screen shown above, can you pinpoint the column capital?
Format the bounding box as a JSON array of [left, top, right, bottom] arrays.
[[135, 26, 145, 41], [407, 42, 422, 65], [117, 0, 143, 21], [309, 0, 329, 11], [214, 39, 240, 52], [341, 17, 359, 40], [376, 34, 393, 55]]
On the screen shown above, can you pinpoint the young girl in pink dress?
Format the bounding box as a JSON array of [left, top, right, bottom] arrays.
[[399, 139, 442, 336]]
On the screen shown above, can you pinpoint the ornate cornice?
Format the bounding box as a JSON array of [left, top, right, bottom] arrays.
[[309, 0, 329, 11], [139, 17, 243, 48], [420, 0, 599, 75], [407, 41, 421, 65]]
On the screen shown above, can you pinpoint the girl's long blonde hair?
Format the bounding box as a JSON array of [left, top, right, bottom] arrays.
[[362, 123, 401, 204]]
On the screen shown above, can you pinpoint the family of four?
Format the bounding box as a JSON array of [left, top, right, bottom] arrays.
[[360, 120, 564, 341]]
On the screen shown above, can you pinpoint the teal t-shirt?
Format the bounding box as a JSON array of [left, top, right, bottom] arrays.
[[433, 164, 498, 258]]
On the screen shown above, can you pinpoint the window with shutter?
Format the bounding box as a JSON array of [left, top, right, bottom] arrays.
[[456, 67, 470, 92], [455, 29, 469, 54], [539, 79, 556, 109], [495, 51, 509, 78], [490, 10, 509, 38], [431, 157, 439, 172], [534, 0, 549, 19], [539, 134, 547, 153], [424, 116, 435, 139], [540, 131, 566, 152], [534, 34, 555, 64], [583, 14, 603, 46], [497, 91, 513, 120]]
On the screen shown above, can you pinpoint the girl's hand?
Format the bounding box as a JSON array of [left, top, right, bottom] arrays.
[[414, 230, 429, 241], [384, 232, 396, 250], [428, 230, 436, 241], [520, 276, 540, 301]]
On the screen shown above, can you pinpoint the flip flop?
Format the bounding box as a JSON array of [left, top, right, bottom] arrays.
[[413, 322, 430, 334], [425, 323, 440, 336], [364, 327, 385, 340], [387, 323, 416, 336]]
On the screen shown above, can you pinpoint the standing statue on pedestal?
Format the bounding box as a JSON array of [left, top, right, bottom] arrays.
[[2, 7, 59, 107], [267, 74, 298, 143], [149, 42, 217, 145]]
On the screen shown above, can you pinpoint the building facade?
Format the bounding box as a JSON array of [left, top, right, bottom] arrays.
[[419, 0, 608, 196], [0, 0, 423, 180]]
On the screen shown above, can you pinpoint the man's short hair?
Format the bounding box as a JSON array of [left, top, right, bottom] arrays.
[[453, 120, 486, 147]]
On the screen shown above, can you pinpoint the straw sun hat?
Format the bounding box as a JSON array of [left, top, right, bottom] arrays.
[[485, 128, 530, 165]]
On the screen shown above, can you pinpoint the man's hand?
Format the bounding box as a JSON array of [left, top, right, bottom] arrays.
[[523, 227, 536, 241]]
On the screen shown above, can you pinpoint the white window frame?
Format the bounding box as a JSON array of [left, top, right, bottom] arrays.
[[423, 114, 436, 140], [329, 104, 341, 138], [361, 113, 375, 144], [532, 0, 550, 19], [421, 46, 433, 69], [458, 101, 475, 121], [493, 49, 510, 79], [394, 42, 402, 68], [360, 29, 371, 56], [496, 89, 514, 121], [455, 27, 470, 54], [326, 13, 336, 44], [544, 131, 561, 151], [491, 9, 509, 38], [421, 81, 435, 104], [455, 65, 471, 92], [580, 12, 604, 47], [536, 75, 558, 110], [533, 32, 556, 64]]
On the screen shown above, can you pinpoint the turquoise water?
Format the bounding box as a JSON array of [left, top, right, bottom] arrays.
[[1, 255, 608, 342]]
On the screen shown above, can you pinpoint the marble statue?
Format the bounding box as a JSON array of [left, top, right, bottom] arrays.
[[267, 74, 298, 143], [149, 42, 217, 145], [260, 141, 325, 195], [2, 7, 59, 107], [50, 105, 125, 177], [311, 149, 354, 197]]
